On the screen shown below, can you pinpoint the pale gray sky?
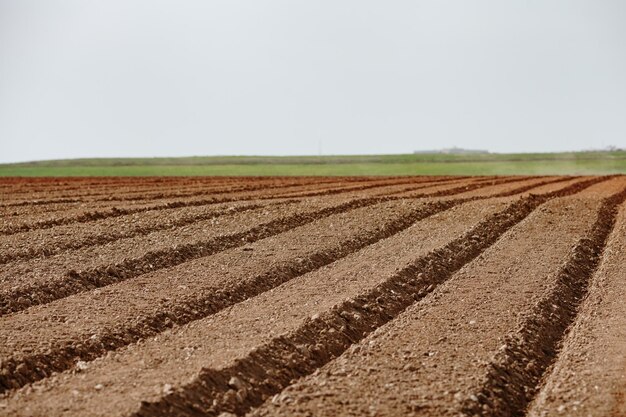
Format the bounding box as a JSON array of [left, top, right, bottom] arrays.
[[1, 0, 625, 163]]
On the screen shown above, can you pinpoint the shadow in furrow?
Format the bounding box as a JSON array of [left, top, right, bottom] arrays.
[[131, 178, 607, 417], [461, 184, 626, 417], [0, 200, 453, 392], [0, 177, 504, 316], [0, 177, 574, 391], [0, 202, 278, 264], [1, 178, 466, 263], [0, 197, 384, 316], [0, 177, 452, 235]]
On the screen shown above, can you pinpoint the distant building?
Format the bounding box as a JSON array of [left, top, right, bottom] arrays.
[[414, 147, 490, 155]]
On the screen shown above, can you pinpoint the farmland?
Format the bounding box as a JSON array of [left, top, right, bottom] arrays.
[[1, 150, 625, 176], [0, 175, 625, 417]]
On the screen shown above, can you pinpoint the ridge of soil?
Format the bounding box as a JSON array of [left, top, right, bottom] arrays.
[[0, 176, 623, 417]]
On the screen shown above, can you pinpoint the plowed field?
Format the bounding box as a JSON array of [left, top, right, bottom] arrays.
[[0, 176, 624, 417]]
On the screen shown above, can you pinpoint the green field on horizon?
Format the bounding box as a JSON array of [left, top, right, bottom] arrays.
[[1, 151, 624, 176]]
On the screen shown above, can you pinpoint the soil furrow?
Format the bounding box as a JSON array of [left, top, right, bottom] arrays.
[[1, 202, 80, 217], [0, 199, 451, 392], [0, 177, 524, 314], [385, 176, 509, 198], [0, 179, 258, 202], [0, 177, 360, 203], [0, 200, 289, 264], [70, 178, 367, 204], [246, 177, 623, 417], [468, 176, 569, 198], [366, 177, 469, 196], [0, 178, 278, 207], [392, 176, 528, 199], [3, 176, 431, 206], [0, 180, 351, 221], [0, 176, 231, 189], [0, 177, 603, 416], [0, 179, 401, 227], [0, 197, 389, 316], [511, 177, 590, 197], [237, 177, 460, 201], [461, 181, 626, 417], [375, 176, 517, 197], [0, 177, 214, 189], [0, 198, 84, 207], [2, 178, 347, 204], [423, 177, 558, 202], [526, 201, 626, 417], [0, 198, 517, 416], [347, 176, 478, 197], [2, 178, 465, 264], [0, 177, 446, 235], [423, 177, 577, 204], [0, 178, 599, 314], [0, 178, 472, 264], [0, 177, 380, 199], [0, 177, 556, 392], [138, 198, 547, 417]]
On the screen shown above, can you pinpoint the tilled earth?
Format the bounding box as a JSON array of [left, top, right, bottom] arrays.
[[0, 175, 624, 417]]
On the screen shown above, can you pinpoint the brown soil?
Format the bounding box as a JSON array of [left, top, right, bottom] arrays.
[[0, 176, 623, 417], [0, 178, 513, 316], [526, 200, 626, 417], [0, 176, 459, 235]]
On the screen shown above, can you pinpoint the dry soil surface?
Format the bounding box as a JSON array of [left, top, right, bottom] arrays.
[[0, 175, 623, 417]]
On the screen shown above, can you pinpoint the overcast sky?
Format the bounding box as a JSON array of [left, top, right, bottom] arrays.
[[1, 0, 625, 163]]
